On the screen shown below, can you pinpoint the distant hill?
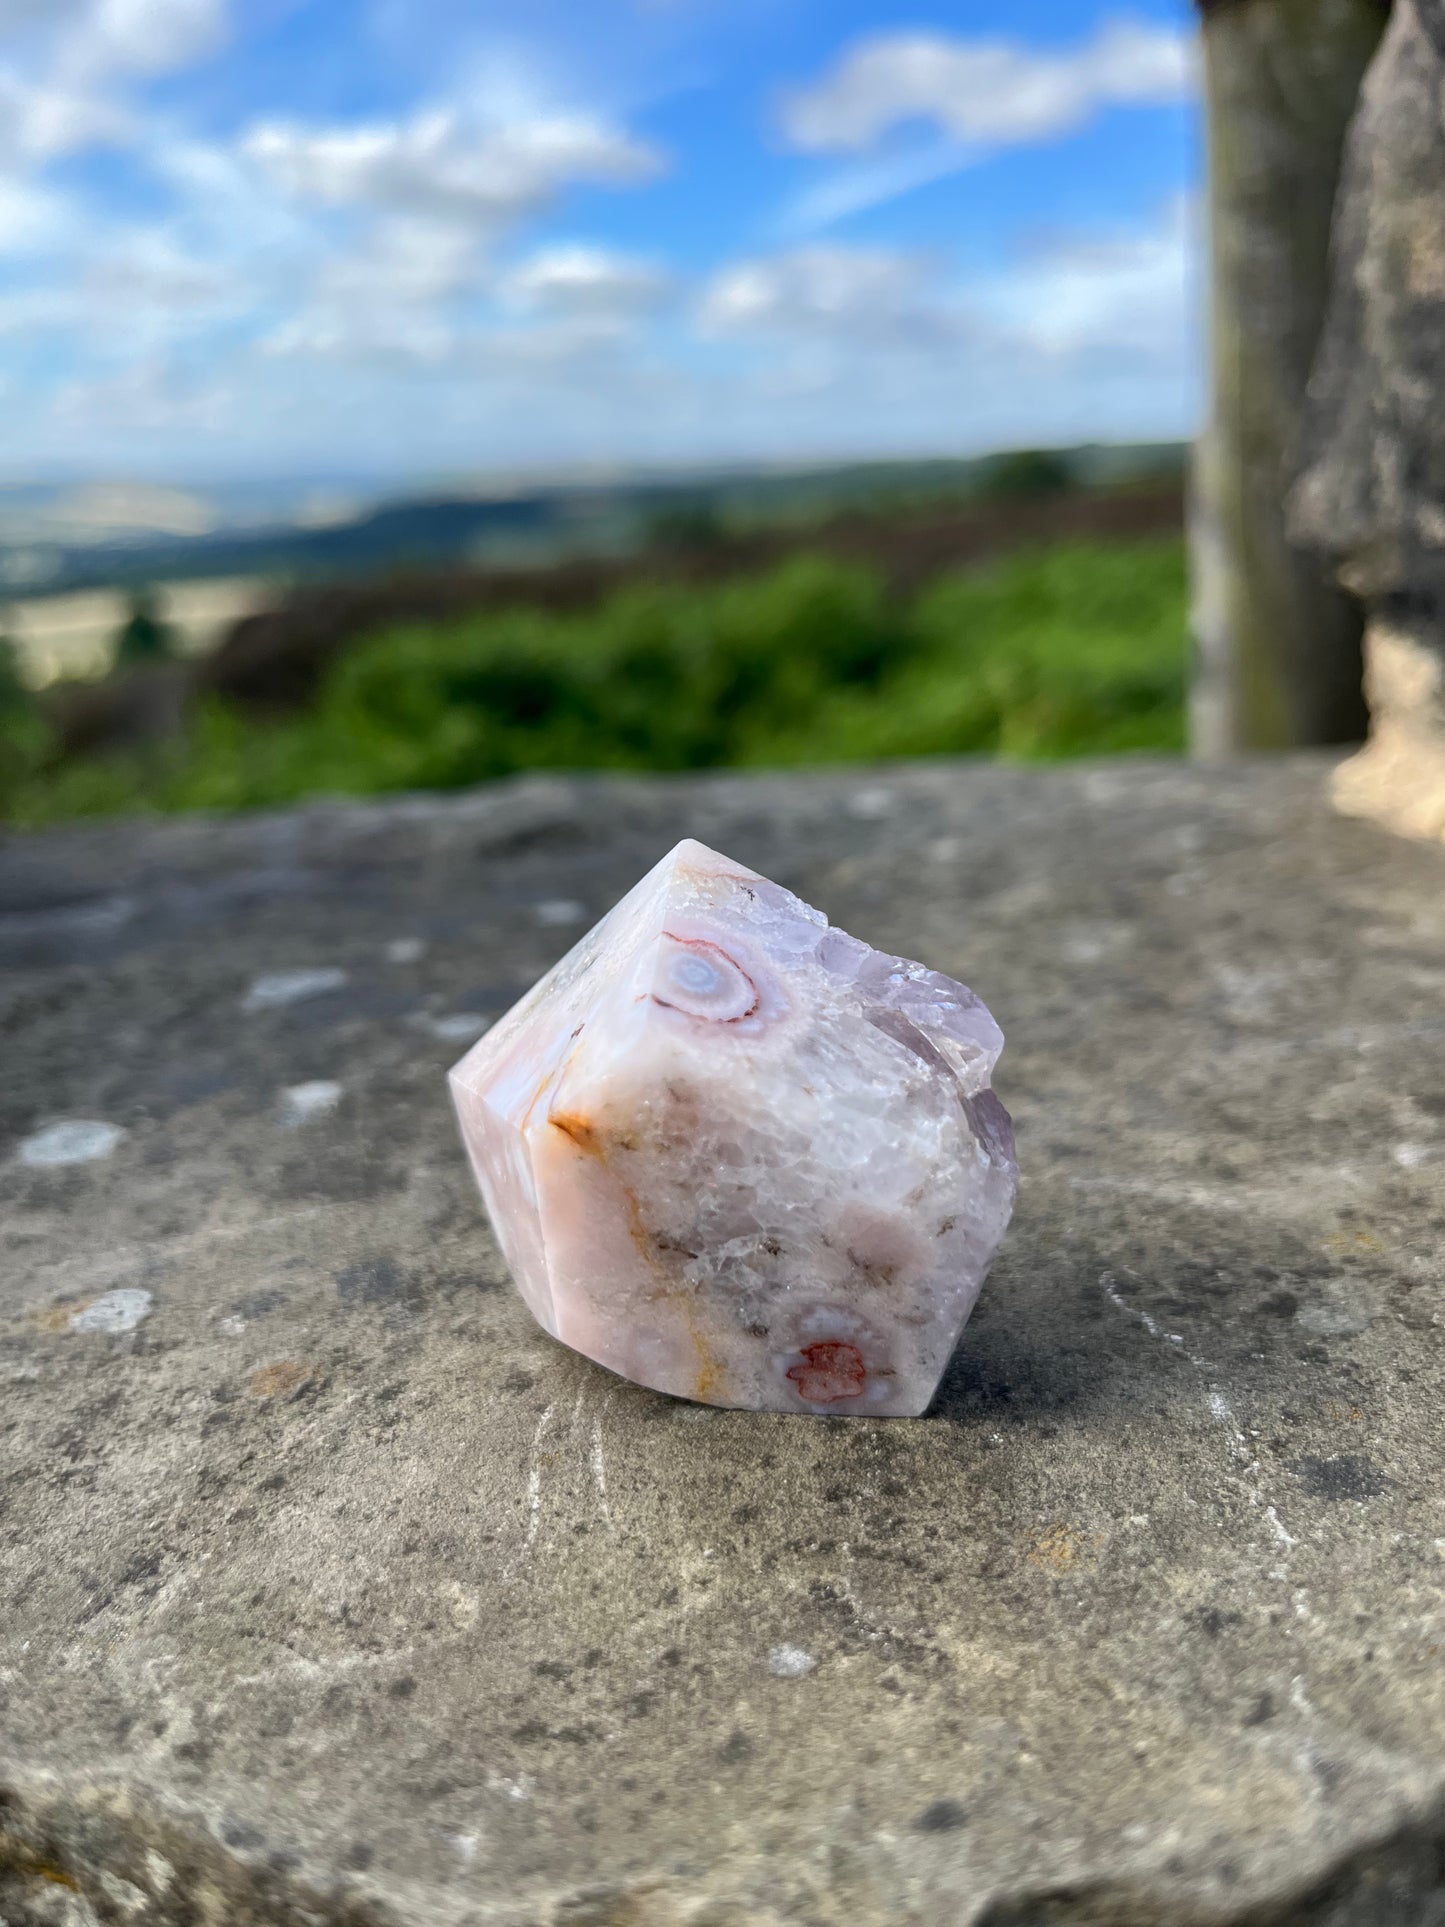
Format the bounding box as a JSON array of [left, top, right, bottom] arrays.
[[1, 443, 1188, 601]]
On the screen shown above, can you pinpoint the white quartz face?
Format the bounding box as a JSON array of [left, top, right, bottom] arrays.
[[449, 839, 1018, 1416]]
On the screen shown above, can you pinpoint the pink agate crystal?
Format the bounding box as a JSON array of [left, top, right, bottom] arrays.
[[449, 840, 1017, 1416]]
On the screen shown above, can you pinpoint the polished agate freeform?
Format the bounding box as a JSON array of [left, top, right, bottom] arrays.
[[449, 840, 1017, 1416]]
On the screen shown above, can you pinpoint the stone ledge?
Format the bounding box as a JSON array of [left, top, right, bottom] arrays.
[[2, 757, 1444, 1926]]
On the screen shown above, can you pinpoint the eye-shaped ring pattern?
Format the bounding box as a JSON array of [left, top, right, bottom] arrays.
[[652, 933, 760, 1023]]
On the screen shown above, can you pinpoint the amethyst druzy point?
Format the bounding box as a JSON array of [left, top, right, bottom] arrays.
[[449, 838, 1017, 1416]]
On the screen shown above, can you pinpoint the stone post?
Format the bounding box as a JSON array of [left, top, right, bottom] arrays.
[[1190, 0, 1386, 757], [1292, 0, 1445, 841]]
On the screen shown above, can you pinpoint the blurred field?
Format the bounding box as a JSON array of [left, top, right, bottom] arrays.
[[3, 577, 270, 689], [1, 532, 1187, 825]]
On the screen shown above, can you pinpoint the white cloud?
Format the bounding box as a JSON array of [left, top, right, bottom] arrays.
[[478, 315, 645, 368], [77, 228, 253, 356], [501, 243, 666, 313], [16, 197, 1193, 471], [51, 353, 235, 435], [267, 236, 667, 369], [69, 0, 227, 78], [0, 174, 75, 253], [264, 219, 485, 363], [699, 244, 953, 348], [697, 197, 1194, 396], [149, 135, 314, 254], [778, 141, 975, 234], [0, 68, 131, 162], [973, 193, 1195, 360], [0, 215, 257, 361], [244, 108, 662, 223], [782, 16, 1195, 154], [335, 220, 483, 307], [239, 102, 667, 366], [0, 0, 1197, 484], [0, 0, 226, 170], [0, 285, 79, 336]]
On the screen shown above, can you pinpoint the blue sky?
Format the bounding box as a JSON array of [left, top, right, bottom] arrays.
[[0, 0, 1200, 487]]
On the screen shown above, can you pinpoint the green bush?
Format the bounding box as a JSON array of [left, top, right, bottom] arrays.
[[975, 447, 1075, 500], [741, 540, 1187, 765], [0, 640, 46, 819], [3, 537, 1187, 823], [298, 553, 911, 788], [114, 587, 176, 667]]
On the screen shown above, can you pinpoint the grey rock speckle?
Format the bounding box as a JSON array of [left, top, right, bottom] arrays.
[[766, 1645, 818, 1679], [279, 1079, 343, 1125], [242, 966, 349, 1012], [17, 1119, 124, 1166], [2, 758, 1444, 1926], [66, 1288, 153, 1334], [1292, 1452, 1391, 1502]]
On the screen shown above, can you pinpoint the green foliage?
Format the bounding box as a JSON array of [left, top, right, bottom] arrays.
[[3, 538, 1187, 824], [0, 636, 30, 716], [114, 587, 175, 667], [975, 448, 1075, 501], [740, 540, 1188, 765], [0, 641, 49, 820], [644, 500, 729, 551]]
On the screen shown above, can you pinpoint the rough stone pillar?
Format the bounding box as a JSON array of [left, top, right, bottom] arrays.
[[1190, 0, 1385, 757], [1292, 0, 1445, 841]]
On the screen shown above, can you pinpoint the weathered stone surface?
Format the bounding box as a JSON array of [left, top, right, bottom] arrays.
[[2, 758, 1444, 1926], [1294, 0, 1445, 613], [1292, 0, 1445, 839]]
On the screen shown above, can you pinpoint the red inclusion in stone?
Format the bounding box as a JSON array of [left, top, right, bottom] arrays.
[[786, 1341, 867, 1403]]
